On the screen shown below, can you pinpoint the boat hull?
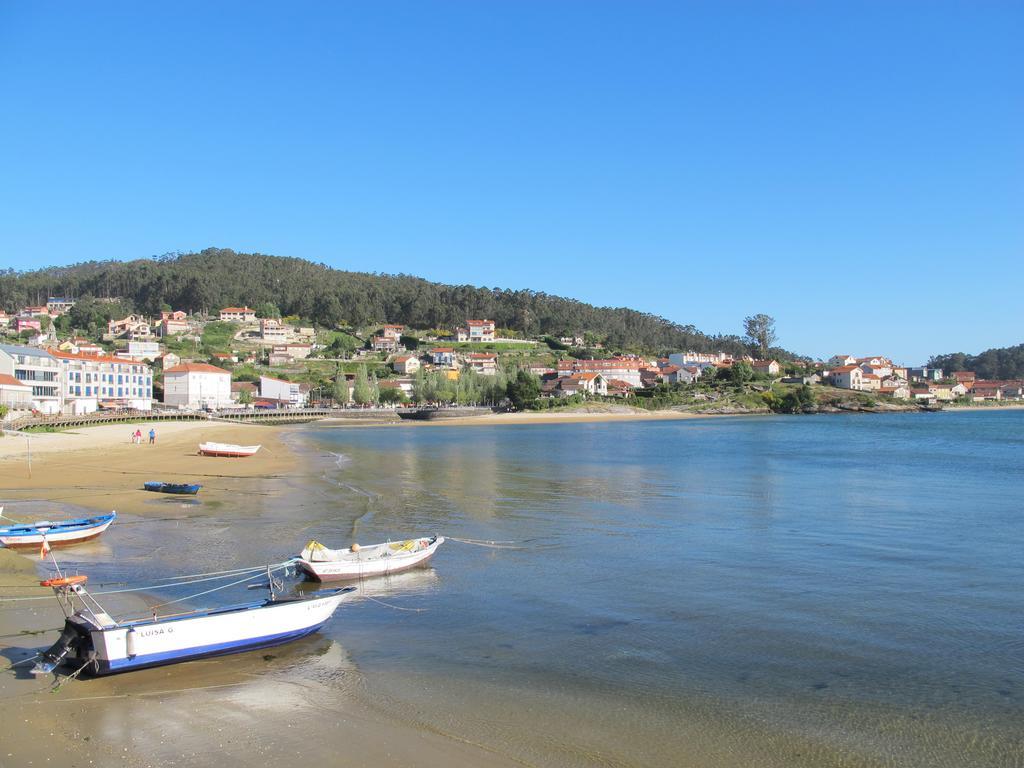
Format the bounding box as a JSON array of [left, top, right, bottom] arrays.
[[0, 514, 116, 549], [198, 442, 261, 458], [40, 589, 352, 676], [144, 483, 201, 495], [296, 537, 443, 581]]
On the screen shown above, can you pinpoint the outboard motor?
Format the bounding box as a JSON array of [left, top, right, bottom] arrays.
[[31, 619, 93, 676]]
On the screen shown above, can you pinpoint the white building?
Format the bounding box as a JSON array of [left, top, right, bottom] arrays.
[[392, 355, 420, 375], [260, 318, 289, 343], [0, 344, 62, 413], [259, 375, 308, 408], [827, 365, 864, 390], [127, 341, 161, 361], [466, 353, 498, 376], [467, 319, 496, 342], [0, 373, 33, 412], [669, 351, 732, 367], [163, 363, 232, 410], [50, 349, 154, 413]]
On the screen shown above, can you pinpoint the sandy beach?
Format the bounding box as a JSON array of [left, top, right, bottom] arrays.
[[0, 420, 521, 768]]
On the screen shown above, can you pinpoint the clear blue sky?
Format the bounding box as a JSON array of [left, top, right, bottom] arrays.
[[1, 2, 1020, 363]]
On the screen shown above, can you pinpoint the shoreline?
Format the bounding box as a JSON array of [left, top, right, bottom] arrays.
[[0, 419, 522, 768]]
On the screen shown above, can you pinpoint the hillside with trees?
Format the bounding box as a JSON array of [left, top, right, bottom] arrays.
[[929, 344, 1024, 380], [0, 249, 768, 355]]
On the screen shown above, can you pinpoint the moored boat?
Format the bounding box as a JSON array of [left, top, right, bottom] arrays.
[[0, 510, 116, 549], [144, 481, 202, 495], [31, 574, 354, 677], [295, 535, 444, 581], [198, 442, 261, 457]]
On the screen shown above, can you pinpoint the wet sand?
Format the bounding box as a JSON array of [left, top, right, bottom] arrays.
[[0, 421, 521, 768]]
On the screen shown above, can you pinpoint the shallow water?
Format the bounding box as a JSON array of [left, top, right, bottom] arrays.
[[25, 411, 1024, 767]]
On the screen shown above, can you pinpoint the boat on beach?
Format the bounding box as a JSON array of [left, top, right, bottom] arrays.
[[198, 442, 261, 457], [295, 535, 445, 581], [144, 481, 202, 495], [31, 572, 355, 677], [0, 509, 117, 549]]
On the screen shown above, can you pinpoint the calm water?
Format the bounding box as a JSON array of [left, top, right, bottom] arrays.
[[42, 412, 1024, 766]]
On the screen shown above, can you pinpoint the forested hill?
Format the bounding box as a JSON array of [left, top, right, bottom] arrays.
[[929, 344, 1024, 380], [0, 249, 752, 353]]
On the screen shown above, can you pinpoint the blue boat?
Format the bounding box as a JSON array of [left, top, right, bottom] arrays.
[[144, 482, 202, 495], [0, 511, 117, 549]]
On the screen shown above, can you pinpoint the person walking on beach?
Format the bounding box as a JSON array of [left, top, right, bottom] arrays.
[[135, 428, 143, 445], [149, 428, 156, 445]]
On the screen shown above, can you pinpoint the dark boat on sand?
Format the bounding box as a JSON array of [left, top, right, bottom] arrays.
[[144, 482, 202, 495]]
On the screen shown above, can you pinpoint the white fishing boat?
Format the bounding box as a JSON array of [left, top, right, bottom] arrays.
[[198, 442, 261, 457], [31, 568, 354, 677], [295, 535, 444, 582]]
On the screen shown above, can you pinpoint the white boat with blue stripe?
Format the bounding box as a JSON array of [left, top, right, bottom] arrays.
[[32, 570, 354, 677]]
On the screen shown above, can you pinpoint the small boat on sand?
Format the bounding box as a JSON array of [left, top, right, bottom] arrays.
[[295, 535, 444, 581], [31, 572, 354, 677], [0, 509, 116, 549], [198, 442, 261, 457], [144, 482, 202, 495]]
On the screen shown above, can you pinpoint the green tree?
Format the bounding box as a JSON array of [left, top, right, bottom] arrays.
[[378, 386, 406, 404], [256, 302, 281, 319], [352, 365, 372, 405], [743, 314, 777, 359], [506, 370, 541, 410], [237, 389, 254, 405], [730, 361, 754, 384]]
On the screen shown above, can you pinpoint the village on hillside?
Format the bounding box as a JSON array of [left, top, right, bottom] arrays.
[[0, 298, 1021, 419]]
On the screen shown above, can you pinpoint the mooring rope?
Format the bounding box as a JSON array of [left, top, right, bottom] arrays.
[[447, 536, 524, 549], [0, 561, 292, 603]]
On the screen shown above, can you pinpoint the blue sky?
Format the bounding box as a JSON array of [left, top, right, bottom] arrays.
[[0, 2, 1020, 363]]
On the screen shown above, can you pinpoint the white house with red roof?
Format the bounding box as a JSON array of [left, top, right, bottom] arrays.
[[163, 362, 232, 409], [467, 320, 495, 342], [392, 354, 420, 375], [752, 360, 781, 376], [466, 352, 498, 376], [827, 365, 864, 390]]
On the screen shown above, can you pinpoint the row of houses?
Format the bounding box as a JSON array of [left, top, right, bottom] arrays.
[[0, 343, 154, 415]]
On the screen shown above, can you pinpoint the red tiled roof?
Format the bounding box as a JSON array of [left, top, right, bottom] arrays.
[[48, 348, 142, 366], [220, 307, 254, 313], [431, 347, 454, 353], [467, 353, 497, 360], [0, 373, 29, 388], [165, 363, 230, 375], [831, 365, 861, 373], [467, 319, 494, 326]]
